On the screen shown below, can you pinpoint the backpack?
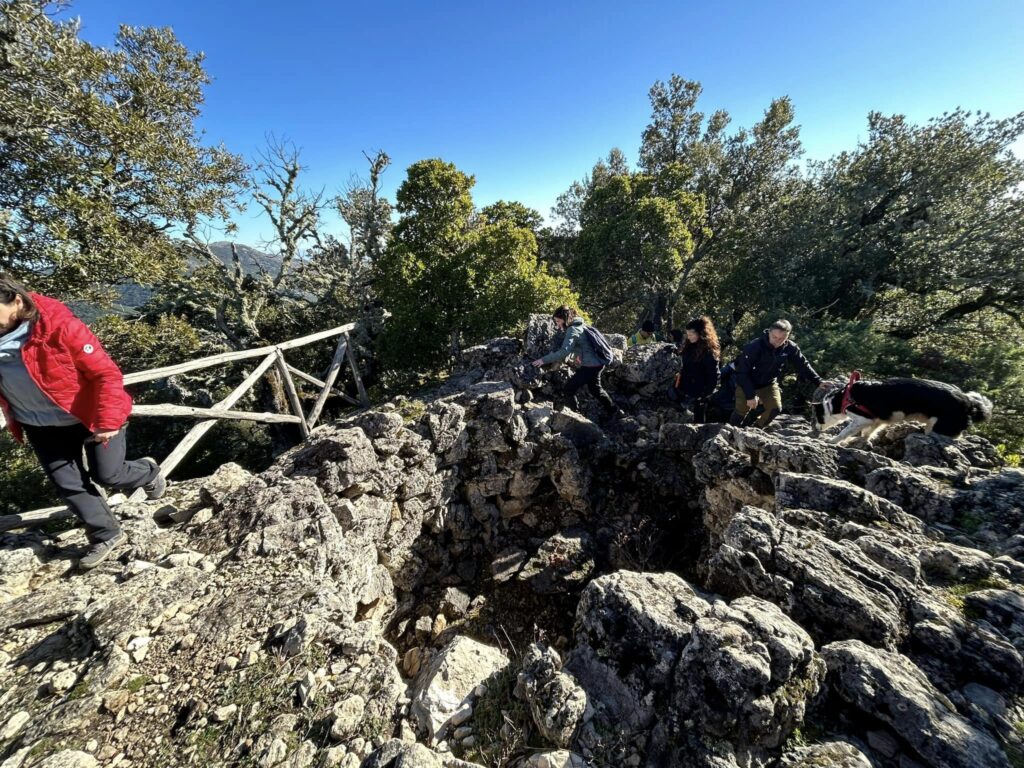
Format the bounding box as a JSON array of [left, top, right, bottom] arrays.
[[583, 324, 615, 365]]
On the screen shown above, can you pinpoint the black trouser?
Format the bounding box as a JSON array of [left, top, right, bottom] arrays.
[[562, 365, 616, 414], [24, 423, 157, 543], [688, 397, 709, 424], [669, 386, 710, 424]]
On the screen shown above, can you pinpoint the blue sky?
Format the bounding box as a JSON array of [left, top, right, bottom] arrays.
[[72, 0, 1024, 247]]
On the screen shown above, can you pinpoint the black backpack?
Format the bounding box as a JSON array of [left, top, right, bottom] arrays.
[[583, 324, 615, 365]]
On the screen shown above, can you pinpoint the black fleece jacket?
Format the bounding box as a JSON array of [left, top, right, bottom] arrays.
[[735, 331, 821, 399]]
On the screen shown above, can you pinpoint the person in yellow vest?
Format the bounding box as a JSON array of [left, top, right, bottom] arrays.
[[628, 320, 658, 347]]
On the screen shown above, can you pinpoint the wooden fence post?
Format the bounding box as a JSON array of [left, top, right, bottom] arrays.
[[275, 349, 310, 439], [306, 333, 349, 431]]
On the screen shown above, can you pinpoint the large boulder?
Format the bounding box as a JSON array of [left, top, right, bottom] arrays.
[[708, 506, 913, 649], [775, 472, 925, 534], [565, 571, 824, 766], [822, 639, 1011, 768], [607, 343, 676, 396], [776, 741, 872, 767]]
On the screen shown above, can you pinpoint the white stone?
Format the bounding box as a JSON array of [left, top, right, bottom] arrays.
[[261, 737, 288, 767], [126, 636, 151, 663], [211, 704, 238, 723], [410, 635, 508, 741], [527, 752, 589, 768], [0, 711, 30, 740], [35, 751, 99, 768], [50, 669, 78, 693], [329, 694, 365, 741]]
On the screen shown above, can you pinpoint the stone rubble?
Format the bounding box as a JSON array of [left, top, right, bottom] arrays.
[[1, 315, 1022, 767]]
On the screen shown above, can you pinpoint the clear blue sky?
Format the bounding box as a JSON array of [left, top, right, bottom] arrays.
[[72, 0, 1024, 247]]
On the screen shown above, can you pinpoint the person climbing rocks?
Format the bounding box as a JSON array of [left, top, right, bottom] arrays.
[[628, 320, 658, 347], [0, 275, 166, 570], [669, 316, 721, 424], [532, 305, 624, 422], [731, 319, 822, 428]]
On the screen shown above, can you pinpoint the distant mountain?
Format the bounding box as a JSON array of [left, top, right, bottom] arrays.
[[70, 243, 279, 321], [205, 242, 283, 277]]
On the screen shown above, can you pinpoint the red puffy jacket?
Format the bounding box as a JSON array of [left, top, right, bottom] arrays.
[[0, 294, 133, 443]]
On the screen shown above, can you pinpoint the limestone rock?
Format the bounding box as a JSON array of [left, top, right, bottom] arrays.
[[525, 752, 589, 768], [34, 752, 99, 768], [822, 639, 1010, 768], [776, 741, 872, 767], [775, 471, 925, 534], [519, 531, 595, 595], [708, 506, 912, 649], [515, 644, 590, 748], [330, 694, 366, 741], [411, 636, 509, 741]]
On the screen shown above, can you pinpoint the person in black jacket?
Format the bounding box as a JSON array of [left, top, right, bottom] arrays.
[[669, 316, 721, 423], [732, 319, 822, 428]]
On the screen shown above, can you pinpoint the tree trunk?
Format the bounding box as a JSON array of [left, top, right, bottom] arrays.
[[259, 367, 296, 454], [449, 329, 461, 363], [652, 292, 668, 334]]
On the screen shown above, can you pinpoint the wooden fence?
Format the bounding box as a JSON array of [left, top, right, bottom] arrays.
[[1, 322, 371, 532]]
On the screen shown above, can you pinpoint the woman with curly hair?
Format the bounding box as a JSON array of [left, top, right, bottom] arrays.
[[670, 316, 721, 423]]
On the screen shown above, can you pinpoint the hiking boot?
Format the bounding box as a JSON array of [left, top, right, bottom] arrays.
[[79, 532, 126, 570], [142, 457, 166, 500]]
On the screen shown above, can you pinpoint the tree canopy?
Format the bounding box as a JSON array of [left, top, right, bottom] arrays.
[[377, 159, 577, 372], [0, 0, 245, 295]]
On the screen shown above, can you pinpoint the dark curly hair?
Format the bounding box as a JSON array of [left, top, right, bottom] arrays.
[[683, 316, 720, 361]]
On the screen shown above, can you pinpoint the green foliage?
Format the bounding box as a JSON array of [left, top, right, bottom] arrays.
[[125, 675, 151, 693], [764, 316, 915, 382], [570, 171, 701, 329], [1005, 744, 1024, 768], [0, 430, 56, 515], [555, 73, 1023, 451], [759, 109, 1024, 334], [0, 0, 246, 297], [480, 200, 544, 233], [91, 314, 202, 374], [942, 577, 1010, 613], [377, 159, 578, 373], [997, 445, 1022, 468], [456, 663, 531, 767], [395, 398, 427, 424]]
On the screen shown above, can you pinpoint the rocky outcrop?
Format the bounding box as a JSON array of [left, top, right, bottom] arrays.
[[561, 571, 825, 767], [822, 639, 1010, 768], [3, 318, 1023, 768]]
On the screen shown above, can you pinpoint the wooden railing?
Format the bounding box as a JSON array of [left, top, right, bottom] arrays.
[[1, 322, 372, 532]]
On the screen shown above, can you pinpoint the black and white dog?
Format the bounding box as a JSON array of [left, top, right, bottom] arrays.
[[811, 374, 993, 444]]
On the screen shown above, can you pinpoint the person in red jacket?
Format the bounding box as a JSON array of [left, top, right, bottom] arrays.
[[0, 275, 166, 569]]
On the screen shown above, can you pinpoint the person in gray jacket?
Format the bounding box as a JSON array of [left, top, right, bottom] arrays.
[[532, 305, 622, 420]]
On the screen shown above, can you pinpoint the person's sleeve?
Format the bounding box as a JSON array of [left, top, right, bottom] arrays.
[[61, 318, 129, 431], [734, 342, 757, 400], [541, 325, 581, 364], [702, 355, 720, 398], [791, 346, 822, 386]]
